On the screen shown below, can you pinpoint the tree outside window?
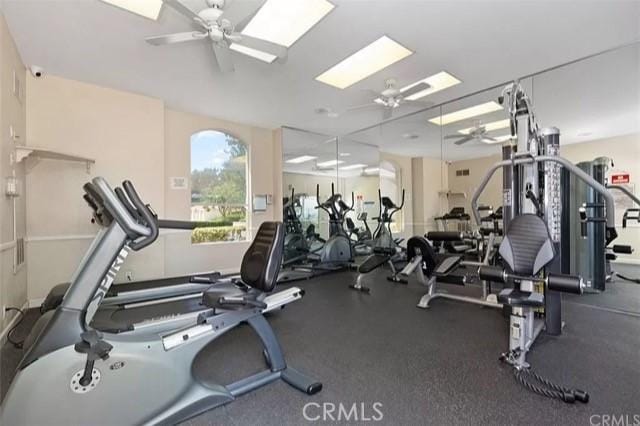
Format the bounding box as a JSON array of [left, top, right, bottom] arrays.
[[190, 130, 248, 243]]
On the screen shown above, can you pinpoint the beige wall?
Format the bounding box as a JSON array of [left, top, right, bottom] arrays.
[[25, 75, 282, 302], [445, 134, 640, 262], [411, 156, 449, 235], [0, 13, 27, 331], [447, 154, 503, 215]]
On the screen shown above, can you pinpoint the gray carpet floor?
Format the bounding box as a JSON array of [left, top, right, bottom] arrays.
[[2, 265, 639, 425]]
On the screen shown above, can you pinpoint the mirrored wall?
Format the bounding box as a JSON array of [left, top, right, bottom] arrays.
[[282, 42, 640, 267]]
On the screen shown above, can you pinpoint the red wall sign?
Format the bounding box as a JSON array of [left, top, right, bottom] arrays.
[[611, 173, 630, 184]]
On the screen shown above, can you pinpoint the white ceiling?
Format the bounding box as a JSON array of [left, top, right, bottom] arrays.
[[3, 0, 639, 145]]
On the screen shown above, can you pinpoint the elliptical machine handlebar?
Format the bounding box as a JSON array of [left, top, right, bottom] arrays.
[[122, 180, 159, 250], [92, 177, 154, 248]]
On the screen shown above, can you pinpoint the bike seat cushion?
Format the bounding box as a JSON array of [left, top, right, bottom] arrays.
[[239, 221, 284, 293]]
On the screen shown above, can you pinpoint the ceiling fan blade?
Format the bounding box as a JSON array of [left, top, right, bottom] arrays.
[[344, 103, 380, 113], [145, 31, 207, 46], [222, 0, 266, 30], [454, 135, 474, 145], [482, 136, 497, 142], [401, 81, 431, 98], [213, 43, 235, 73], [162, 0, 205, 26], [236, 34, 287, 59], [402, 99, 434, 108], [383, 107, 393, 120], [443, 134, 462, 140]]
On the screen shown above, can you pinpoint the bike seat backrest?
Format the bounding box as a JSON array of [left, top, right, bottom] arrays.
[[499, 214, 555, 276], [240, 221, 284, 293], [407, 236, 439, 276], [381, 197, 397, 210]]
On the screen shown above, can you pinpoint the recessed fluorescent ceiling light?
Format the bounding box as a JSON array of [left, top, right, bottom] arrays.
[[340, 164, 367, 170], [428, 101, 502, 126], [364, 167, 379, 174], [100, 0, 163, 20], [317, 159, 344, 167], [316, 36, 413, 89], [458, 119, 510, 135], [339, 152, 351, 157], [403, 71, 461, 101], [286, 155, 317, 164], [242, 0, 335, 48], [229, 44, 277, 63]]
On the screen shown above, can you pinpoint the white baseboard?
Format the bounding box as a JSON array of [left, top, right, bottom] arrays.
[[0, 300, 30, 346]]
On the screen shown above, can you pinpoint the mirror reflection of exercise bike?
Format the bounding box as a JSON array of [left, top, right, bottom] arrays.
[[278, 184, 353, 283], [350, 189, 406, 293], [282, 188, 309, 266]]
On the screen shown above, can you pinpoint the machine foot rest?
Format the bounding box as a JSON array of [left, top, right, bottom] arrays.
[[387, 276, 408, 284]]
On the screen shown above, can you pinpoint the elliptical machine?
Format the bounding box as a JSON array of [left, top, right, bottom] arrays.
[[278, 183, 354, 282], [350, 189, 406, 293], [282, 188, 310, 266]]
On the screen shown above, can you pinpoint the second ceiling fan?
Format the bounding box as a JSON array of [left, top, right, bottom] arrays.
[[146, 0, 288, 73]]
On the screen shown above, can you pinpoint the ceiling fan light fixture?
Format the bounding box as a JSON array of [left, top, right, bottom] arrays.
[[100, 0, 163, 20], [483, 134, 514, 144], [403, 71, 461, 101], [458, 118, 510, 135], [315, 36, 413, 89], [428, 101, 502, 126], [228, 43, 277, 63], [242, 0, 335, 48]]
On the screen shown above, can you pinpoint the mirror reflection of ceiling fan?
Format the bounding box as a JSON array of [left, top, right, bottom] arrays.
[[445, 121, 499, 145], [341, 78, 433, 120], [145, 0, 287, 73]]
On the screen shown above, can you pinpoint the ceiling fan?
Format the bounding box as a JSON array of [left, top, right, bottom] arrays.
[[444, 122, 497, 145], [146, 0, 287, 73], [343, 78, 433, 120]]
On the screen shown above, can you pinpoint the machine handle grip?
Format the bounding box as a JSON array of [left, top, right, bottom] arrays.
[[92, 177, 151, 239], [122, 180, 159, 251], [612, 244, 633, 254], [478, 265, 506, 283], [547, 273, 583, 294], [115, 187, 140, 220]]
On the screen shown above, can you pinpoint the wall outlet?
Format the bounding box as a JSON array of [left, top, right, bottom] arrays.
[[125, 271, 134, 282]]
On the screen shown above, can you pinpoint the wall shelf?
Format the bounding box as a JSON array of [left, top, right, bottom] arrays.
[[15, 146, 95, 174]]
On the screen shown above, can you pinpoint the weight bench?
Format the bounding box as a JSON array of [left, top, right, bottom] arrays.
[[349, 246, 406, 293], [401, 233, 502, 309]]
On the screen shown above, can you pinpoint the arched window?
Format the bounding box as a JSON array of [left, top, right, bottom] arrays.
[[190, 130, 249, 243]]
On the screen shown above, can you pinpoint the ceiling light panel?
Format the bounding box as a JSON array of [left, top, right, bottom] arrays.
[[316, 36, 413, 89], [458, 119, 510, 135], [403, 71, 461, 101], [428, 101, 503, 126], [286, 155, 317, 164], [228, 44, 277, 63], [100, 0, 163, 20], [317, 159, 344, 167], [242, 0, 335, 48], [340, 164, 367, 170]]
